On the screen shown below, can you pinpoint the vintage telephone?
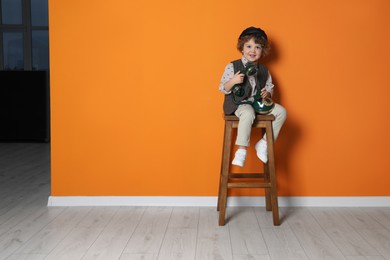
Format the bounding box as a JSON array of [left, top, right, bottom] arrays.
[[231, 63, 275, 114], [231, 63, 258, 97]]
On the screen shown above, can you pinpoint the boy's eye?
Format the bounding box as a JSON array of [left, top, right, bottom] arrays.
[[245, 45, 261, 50]]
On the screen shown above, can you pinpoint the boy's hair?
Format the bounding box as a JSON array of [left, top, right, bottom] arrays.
[[237, 34, 270, 58]]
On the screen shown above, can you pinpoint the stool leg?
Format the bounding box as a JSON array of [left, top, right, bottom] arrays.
[[264, 162, 272, 211], [218, 121, 233, 226], [266, 123, 280, 226], [217, 174, 222, 211], [262, 128, 272, 211], [217, 123, 227, 212]]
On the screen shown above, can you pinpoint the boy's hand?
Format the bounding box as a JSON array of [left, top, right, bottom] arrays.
[[231, 71, 245, 85], [261, 88, 270, 99]]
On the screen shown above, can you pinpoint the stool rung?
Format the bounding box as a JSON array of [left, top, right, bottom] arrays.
[[229, 173, 264, 179], [227, 182, 271, 188]]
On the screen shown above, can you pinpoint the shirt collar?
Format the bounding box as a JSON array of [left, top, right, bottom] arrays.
[[241, 56, 258, 68], [241, 56, 258, 77], [241, 56, 249, 67]]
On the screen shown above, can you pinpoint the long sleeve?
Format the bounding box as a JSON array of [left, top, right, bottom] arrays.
[[264, 72, 274, 97], [218, 63, 234, 94]]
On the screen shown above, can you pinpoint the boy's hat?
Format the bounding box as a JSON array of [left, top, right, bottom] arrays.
[[239, 27, 267, 40]]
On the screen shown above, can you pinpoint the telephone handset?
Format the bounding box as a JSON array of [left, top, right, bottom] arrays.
[[230, 63, 275, 114], [231, 63, 258, 97]]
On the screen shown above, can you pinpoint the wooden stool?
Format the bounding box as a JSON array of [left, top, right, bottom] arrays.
[[217, 114, 280, 226]]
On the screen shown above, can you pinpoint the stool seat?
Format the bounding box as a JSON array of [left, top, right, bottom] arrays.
[[217, 114, 280, 226]]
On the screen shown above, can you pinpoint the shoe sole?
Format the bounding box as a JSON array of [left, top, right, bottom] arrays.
[[256, 152, 268, 164], [232, 160, 244, 167]]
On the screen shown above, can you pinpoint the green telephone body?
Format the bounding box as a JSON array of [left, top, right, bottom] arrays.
[[230, 63, 275, 114], [252, 96, 275, 114]]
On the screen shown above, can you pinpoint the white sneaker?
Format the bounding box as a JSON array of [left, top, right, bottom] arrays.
[[255, 139, 268, 163], [232, 149, 247, 167]]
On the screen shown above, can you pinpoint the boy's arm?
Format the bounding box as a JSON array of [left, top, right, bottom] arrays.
[[219, 63, 234, 94], [264, 72, 274, 97]]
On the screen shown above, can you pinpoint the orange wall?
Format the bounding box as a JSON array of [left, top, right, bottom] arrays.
[[49, 0, 390, 196]]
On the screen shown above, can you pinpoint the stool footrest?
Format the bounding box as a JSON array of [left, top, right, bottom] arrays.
[[227, 182, 271, 188], [229, 173, 265, 179]]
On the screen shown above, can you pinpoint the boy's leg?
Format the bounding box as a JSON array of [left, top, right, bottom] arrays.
[[232, 104, 255, 167], [256, 103, 287, 163], [263, 103, 287, 141], [234, 104, 256, 147]]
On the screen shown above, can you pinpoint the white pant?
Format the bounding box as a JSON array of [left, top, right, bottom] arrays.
[[234, 103, 287, 146]]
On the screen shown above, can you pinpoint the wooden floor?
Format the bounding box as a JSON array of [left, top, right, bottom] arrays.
[[0, 143, 390, 260]]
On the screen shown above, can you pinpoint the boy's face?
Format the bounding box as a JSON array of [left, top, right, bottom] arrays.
[[242, 38, 262, 63]]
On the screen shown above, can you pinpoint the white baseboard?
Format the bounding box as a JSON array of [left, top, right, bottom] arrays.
[[47, 196, 390, 207]]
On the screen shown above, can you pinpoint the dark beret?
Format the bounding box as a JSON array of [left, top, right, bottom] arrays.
[[239, 26, 268, 41]]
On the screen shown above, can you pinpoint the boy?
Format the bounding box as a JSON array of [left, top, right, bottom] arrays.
[[219, 26, 287, 167]]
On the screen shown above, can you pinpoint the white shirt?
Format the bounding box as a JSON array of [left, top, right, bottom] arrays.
[[218, 56, 274, 98]]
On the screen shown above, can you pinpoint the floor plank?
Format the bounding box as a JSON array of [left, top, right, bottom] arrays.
[[228, 207, 268, 256], [260, 227, 308, 260], [254, 207, 308, 259], [232, 254, 271, 260], [336, 208, 383, 229], [6, 253, 47, 260], [82, 207, 145, 260], [123, 207, 172, 254], [44, 227, 105, 260], [361, 207, 390, 230], [195, 207, 233, 260], [0, 206, 64, 259], [309, 207, 382, 257], [15, 207, 92, 254], [119, 254, 158, 260], [285, 208, 346, 259], [157, 207, 199, 260], [345, 256, 386, 260], [356, 228, 390, 258], [43, 206, 119, 260]]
